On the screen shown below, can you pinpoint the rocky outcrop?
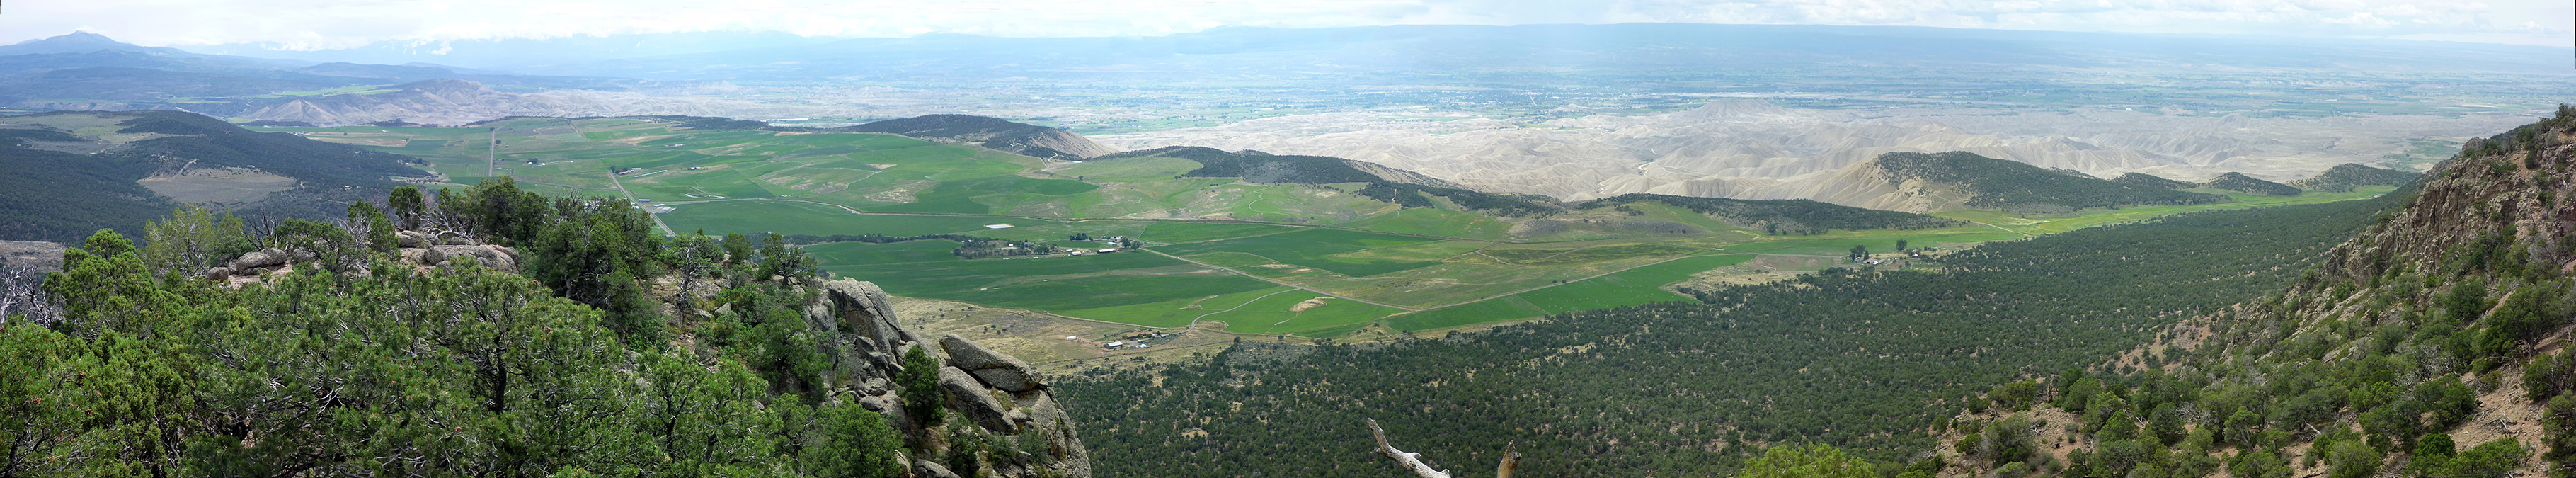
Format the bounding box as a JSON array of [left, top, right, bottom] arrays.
[[938, 367, 1016, 432], [203, 229, 520, 284], [423, 244, 517, 272], [808, 278, 1091, 478], [941, 334, 1044, 392]]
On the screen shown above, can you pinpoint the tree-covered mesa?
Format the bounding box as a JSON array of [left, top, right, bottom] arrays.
[[1059, 189, 2391, 477], [0, 178, 943, 477]]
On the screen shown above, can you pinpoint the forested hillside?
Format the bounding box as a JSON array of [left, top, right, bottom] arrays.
[[0, 178, 1082, 477], [0, 110, 422, 243], [1059, 186, 2395, 477], [1937, 108, 2576, 478]]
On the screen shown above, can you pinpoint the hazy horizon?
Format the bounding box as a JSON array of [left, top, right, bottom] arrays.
[[7, 0, 2570, 51]]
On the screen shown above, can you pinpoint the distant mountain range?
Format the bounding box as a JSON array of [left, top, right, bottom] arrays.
[[0, 33, 624, 118], [177, 24, 2575, 83]]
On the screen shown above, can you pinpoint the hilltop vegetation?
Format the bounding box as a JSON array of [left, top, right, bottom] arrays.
[[2114, 172, 2196, 190], [2291, 163, 2420, 192], [1871, 152, 2230, 212], [2200, 171, 2301, 196], [0, 178, 1088, 477]]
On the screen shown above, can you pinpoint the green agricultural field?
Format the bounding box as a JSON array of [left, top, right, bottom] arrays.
[[1135, 222, 1305, 244], [1156, 228, 1442, 277], [1342, 207, 1515, 240], [322, 115, 2410, 336], [801, 240, 963, 266], [662, 200, 1058, 237], [1054, 156, 1201, 182], [825, 253, 1275, 312]]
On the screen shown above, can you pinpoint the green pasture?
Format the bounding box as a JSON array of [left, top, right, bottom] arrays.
[[825, 253, 1274, 312], [1136, 222, 1305, 244], [1156, 228, 1443, 277], [662, 200, 1058, 237], [1344, 207, 1515, 240], [801, 240, 962, 266]]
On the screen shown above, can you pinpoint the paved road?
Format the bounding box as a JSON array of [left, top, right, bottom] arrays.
[[605, 169, 678, 236]]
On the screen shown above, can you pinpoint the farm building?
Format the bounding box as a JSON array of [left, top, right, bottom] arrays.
[[1105, 341, 1125, 349]]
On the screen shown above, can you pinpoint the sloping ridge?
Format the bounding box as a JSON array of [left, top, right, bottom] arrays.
[[840, 114, 1116, 161]]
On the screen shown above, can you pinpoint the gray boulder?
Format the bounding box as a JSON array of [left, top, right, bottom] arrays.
[[426, 245, 516, 272], [939, 367, 1015, 433], [203, 267, 230, 280], [396, 230, 435, 248], [971, 368, 1044, 394], [913, 459, 963, 478], [857, 394, 893, 413], [941, 334, 1045, 392], [1016, 393, 1092, 477], [823, 280, 909, 348], [397, 247, 430, 265], [229, 248, 288, 271]]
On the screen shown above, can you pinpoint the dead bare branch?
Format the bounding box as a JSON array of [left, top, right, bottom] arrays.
[[1367, 419, 1451, 478]]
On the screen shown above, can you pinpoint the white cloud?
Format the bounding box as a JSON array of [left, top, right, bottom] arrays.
[[0, 0, 2565, 48]]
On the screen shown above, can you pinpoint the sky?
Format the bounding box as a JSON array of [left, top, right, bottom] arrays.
[[4, 0, 2570, 50]]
